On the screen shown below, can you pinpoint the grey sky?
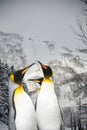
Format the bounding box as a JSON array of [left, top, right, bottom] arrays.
[[0, 0, 86, 64]]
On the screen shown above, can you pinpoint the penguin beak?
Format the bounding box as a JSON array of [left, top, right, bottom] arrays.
[[22, 68, 29, 74], [29, 63, 35, 67], [29, 78, 43, 85], [22, 63, 35, 75], [38, 61, 47, 70], [29, 79, 40, 83]]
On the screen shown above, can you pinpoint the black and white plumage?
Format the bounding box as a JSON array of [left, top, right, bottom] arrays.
[[37, 61, 53, 78], [13, 84, 37, 130], [31, 62, 62, 130], [23, 62, 44, 81], [9, 64, 38, 130]]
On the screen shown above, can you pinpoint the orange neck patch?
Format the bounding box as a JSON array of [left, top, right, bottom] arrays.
[[43, 78, 53, 84], [14, 85, 24, 95]]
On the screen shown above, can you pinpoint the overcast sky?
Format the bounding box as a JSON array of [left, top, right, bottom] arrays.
[[0, 0, 86, 64]]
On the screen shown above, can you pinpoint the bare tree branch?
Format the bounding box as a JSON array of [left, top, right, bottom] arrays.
[[71, 16, 87, 45]]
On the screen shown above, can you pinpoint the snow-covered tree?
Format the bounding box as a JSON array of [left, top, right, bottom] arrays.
[[0, 31, 26, 69], [0, 31, 27, 127], [49, 53, 87, 127], [0, 60, 9, 125]]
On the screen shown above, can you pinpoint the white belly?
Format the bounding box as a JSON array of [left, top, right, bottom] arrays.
[[36, 89, 62, 130], [14, 93, 37, 130]]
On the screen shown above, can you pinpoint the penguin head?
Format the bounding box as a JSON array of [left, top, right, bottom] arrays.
[[29, 78, 43, 86], [9, 63, 35, 84], [28, 78, 43, 94], [38, 61, 53, 78]]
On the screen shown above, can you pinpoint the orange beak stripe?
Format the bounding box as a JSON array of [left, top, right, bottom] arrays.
[[34, 79, 40, 83], [41, 64, 47, 69], [22, 67, 29, 74]]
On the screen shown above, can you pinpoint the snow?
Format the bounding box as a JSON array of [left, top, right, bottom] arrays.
[[0, 31, 26, 69]]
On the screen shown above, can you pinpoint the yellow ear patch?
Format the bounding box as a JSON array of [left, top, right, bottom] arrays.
[[10, 74, 14, 83], [22, 67, 29, 74]]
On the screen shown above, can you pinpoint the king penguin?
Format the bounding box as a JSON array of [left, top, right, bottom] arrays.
[[31, 62, 62, 130], [9, 64, 38, 130]]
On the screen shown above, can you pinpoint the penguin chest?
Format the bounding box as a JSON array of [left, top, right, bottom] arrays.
[[14, 92, 37, 130], [36, 88, 62, 130]]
